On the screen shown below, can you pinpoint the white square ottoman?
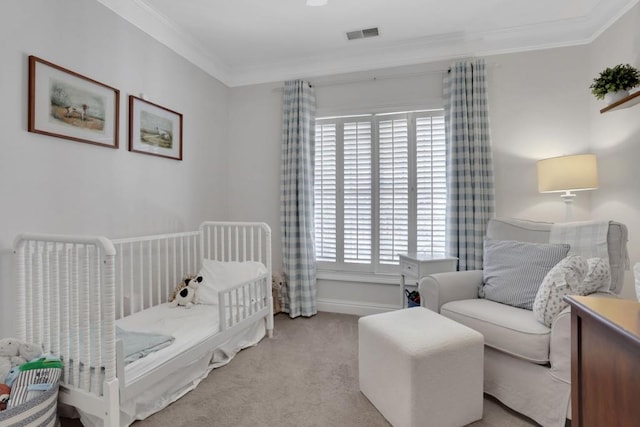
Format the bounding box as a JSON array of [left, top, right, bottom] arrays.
[[359, 307, 484, 427]]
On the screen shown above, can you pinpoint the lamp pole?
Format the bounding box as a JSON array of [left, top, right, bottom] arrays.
[[561, 191, 576, 222]]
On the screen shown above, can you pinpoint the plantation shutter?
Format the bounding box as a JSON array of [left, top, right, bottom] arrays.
[[343, 120, 372, 264], [314, 110, 447, 272], [378, 116, 409, 264], [314, 123, 337, 262], [416, 115, 447, 254]]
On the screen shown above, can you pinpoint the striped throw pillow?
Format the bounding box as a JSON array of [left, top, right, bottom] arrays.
[[480, 239, 570, 310]]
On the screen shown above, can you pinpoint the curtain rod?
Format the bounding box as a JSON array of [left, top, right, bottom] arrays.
[[270, 70, 444, 93], [309, 68, 448, 88], [271, 62, 498, 92]]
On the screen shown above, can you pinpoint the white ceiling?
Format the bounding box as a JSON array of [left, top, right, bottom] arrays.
[[97, 0, 638, 87]]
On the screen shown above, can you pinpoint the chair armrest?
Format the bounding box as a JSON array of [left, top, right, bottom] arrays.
[[549, 306, 571, 384], [418, 270, 483, 313], [549, 292, 618, 384]]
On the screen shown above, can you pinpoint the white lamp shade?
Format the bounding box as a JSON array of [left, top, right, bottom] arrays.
[[537, 154, 598, 193]]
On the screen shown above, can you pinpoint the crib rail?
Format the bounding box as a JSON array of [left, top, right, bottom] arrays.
[[200, 222, 271, 265], [13, 234, 117, 396], [201, 222, 273, 335], [218, 274, 270, 331], [112, 231, 200, 318]]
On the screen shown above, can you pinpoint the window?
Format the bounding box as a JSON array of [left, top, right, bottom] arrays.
[[314, 110, 446, 274]]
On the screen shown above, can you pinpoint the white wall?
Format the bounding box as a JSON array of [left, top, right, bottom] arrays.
[[226, 82, 284, 270], [589, 3, 640, 301], [0, 0, 230, 336], [487, 46, 593, 222], [228, 46, 598, 314]]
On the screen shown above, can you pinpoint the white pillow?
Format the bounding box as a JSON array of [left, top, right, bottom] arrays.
[[581, 257, 610, 293], [197, 259, 267, 305], [533, 255, 587, 327]]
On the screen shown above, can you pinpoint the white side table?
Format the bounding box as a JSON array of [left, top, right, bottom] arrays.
[[399, 253, 458, 308]]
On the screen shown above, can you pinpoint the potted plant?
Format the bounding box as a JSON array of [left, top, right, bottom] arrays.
[[590, 63, 640, 104]]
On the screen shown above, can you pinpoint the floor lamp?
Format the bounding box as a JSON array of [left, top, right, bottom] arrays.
[[537, 154, 598, 222]]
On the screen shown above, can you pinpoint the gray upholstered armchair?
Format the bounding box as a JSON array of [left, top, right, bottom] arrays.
[[419, 217, 628, 427]]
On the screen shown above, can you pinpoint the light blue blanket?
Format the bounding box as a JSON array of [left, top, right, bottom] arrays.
[[116, 326, 174, 365]]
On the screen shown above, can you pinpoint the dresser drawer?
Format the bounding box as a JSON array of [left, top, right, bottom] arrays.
[[401, 259, 419, 279]]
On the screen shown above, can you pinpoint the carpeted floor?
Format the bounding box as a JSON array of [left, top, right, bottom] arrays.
[[62, 312, 539, 426]]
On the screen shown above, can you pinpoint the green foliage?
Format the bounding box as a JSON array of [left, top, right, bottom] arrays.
[[589, 64, 640, 100]]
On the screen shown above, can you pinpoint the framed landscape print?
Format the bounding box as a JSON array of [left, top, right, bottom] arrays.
[[28, 55, 119, 148], [129, 96, 183, 160]]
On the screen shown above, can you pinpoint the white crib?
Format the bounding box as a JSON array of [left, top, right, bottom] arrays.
[[13, 221, 273, 426]]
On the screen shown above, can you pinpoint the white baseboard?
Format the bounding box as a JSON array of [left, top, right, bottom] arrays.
[[317, 298, 398, 317]]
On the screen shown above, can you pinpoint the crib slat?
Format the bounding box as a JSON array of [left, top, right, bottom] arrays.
[[118, 246, 124, 319], [71, 245, 80, 388], [102, 252, 116, 384], [129, 242, 134, 316], [221, 227, 226, 261], [241, 286, 246, 319], [173, 236, 178, 294], [147, 241, 152, 308], [60, 245, 69, 385], [165, 239, 169, 302], [186, 236, 191, 277], [227, 226, 232, 262], [180, 236, 184, 281], [15, 243, 26, 341], [235, 227, 239, 261], [80, 246, 90, 390], [206, 227, 211, 260], [193, 235, 198, 273], [50, 245, 60, 355], [42, 243, 51, 351], [27, 243, 35, 342], [92, 247, 102, 390], [139, 242, 144, 312]]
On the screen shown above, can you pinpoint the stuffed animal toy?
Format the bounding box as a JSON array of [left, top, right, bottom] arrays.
[[0, 383, 10, 411], [272, 272, 284, 314], [0, 338, 43, 382], [17, 343, 42, 365], [0, 359, 10, 385], [0, 338, 21, 382], [169, 274, 195, 302], [169, 275, 203, 309]]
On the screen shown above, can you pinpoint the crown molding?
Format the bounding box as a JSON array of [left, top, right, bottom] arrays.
[[586, 0, 640, 41], [97, 0, 639, 87], [96, 0, 232, 85]]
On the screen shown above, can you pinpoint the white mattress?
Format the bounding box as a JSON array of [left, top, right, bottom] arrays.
[[116, 303, 221, 382], [73, 302, 266, 426]]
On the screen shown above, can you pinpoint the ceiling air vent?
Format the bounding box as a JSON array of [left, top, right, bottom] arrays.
[[346, 27, 379, 41]]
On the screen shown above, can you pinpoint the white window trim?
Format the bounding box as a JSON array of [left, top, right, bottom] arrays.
[[316, 269, 400, 285]]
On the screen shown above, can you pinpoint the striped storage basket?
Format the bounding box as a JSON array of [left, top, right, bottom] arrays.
[[0, 368, 61, 427]]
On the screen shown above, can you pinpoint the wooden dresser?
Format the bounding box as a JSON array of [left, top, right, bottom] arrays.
[[565, 295, 640, 426]]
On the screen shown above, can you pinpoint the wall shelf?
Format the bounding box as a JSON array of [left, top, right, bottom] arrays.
[[600, 91, 640, 113]]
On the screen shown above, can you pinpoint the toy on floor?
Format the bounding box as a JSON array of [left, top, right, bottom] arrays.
[[6, 355, 63, 409], [272, 272, 284, 314], [0, 338, 43, 383], [170, 275, 203, 309], [0, 384, 9, 411]]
